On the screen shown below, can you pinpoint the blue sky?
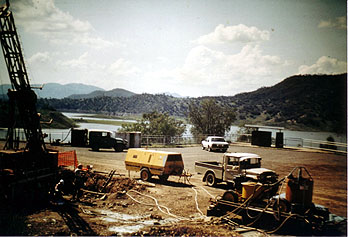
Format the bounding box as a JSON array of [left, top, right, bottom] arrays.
[[0, 0, 346, 97]]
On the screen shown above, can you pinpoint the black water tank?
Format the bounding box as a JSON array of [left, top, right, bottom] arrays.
[[71, 128, 88, 147], [251, 131, 272, 147], [276, 132, 284, 148]]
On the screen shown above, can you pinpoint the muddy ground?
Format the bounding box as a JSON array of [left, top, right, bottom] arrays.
[[1, 144, 347, 236]]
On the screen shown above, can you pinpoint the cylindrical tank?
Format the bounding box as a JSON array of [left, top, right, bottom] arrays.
[[71, 128, 88, 147], [285, 173, 314, 206], [275, 132, 284, 148], [241, 182, 265, 200]]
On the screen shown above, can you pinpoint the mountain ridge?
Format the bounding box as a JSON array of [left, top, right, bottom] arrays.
[[40, 73, 347, 133], [0, 83, 104, 99]]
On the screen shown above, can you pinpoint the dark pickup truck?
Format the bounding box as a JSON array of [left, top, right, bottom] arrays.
[[89, 130, 127, 152]]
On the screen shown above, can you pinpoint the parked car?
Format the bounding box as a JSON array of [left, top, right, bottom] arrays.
[[201, 136, 229, 152], [89, 130, 127, 152], [195, 152, 278, 188]]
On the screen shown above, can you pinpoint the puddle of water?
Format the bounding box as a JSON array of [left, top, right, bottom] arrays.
[[98, 209, 146, 222], [94, 208, 177, 235], [108, 224, 146, 234]]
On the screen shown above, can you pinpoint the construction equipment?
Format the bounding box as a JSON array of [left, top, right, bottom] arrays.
[[0, 0, 58, 203], [125, 149, 185, 182], [206, 167, 346, 235]]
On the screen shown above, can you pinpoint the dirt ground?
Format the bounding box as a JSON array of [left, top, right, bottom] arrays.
[[1, 143, 347, 236]]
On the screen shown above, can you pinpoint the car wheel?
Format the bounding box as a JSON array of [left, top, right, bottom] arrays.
[[208, 146, 212, 152], [206, 173, 216, 187], [140, 168, 152, 182], [114, 145, 123, 152]]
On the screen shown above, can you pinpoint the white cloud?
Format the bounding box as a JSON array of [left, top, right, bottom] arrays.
[[139, 44, 287, 96], [107, 59, 140, 77], [194, 24, 270, 45], [13, 0, 114, 49], [180, 45, 283, 83], [58, 52, 88, 68], [298, 56, 347, 75], [318, 16, 347, 30], [28, 52, 50, 64]]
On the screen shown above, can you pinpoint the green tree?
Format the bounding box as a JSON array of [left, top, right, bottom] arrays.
[[188, 98, 236, 136], [119, 111, 186, 136]]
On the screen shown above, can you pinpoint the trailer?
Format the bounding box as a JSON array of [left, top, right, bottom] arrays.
[[125, 149, 185, 182]]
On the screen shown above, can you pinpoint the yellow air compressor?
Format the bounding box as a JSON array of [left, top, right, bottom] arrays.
[[125, 149, 184, 182]]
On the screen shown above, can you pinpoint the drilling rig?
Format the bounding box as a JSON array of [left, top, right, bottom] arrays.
[[0, 0, 58, 203]]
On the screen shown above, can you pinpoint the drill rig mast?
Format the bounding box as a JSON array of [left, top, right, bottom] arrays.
[[0, 0, 57, 203], [0, 0, 46, 153]]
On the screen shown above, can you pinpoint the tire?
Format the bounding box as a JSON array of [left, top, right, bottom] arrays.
[[92, 146, 99, 151], [140, 168, 151, 181], [202, 146, 205, 150], [208, 146, 212, 152], [206, 173, 216, 187], [114, 145, 123, 152]]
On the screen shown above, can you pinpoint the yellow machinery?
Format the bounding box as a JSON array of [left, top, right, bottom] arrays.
[[125, 149, 184, 182], [241, 181, 266, 200]]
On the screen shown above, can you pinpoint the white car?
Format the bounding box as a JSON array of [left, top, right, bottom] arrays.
[[201, 136, 229, 152]]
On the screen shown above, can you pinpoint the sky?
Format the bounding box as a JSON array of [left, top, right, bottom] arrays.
[[0, 0, 346, 97]]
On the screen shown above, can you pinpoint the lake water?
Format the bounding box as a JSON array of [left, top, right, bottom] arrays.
[[0, 112, 346, 150]]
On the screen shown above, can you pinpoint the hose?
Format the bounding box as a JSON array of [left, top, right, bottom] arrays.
[[213, 176, 292, 234], [127, 187, 209, 221], [200, 186, 216, 199], [192, 187, 206, 217], [126, 189, 189, 221], [60, 128, 72, 142], [266, 214, 298, 234]]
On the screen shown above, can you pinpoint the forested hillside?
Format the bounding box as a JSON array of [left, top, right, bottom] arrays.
[[40, 74, 347, 133], [44, 93, 191, 117], [68, 88, 136, 99]]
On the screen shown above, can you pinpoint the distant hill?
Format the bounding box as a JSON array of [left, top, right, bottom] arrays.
[[23, 74, 348, 133], [215, 74, 347, 133], [0, 83, 104, 99], [68, 88, 136, 99]]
